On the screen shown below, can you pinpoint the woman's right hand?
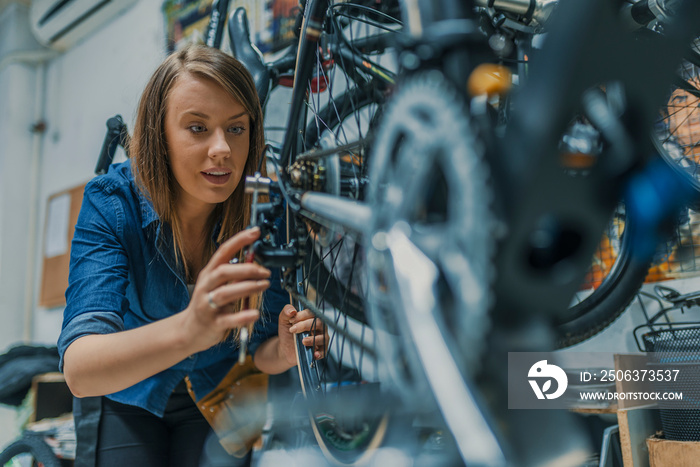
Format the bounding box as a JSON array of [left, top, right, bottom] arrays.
[[184, 227, 271, 352]]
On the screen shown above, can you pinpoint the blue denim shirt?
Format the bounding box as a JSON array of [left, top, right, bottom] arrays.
[[57, 160, 289, 417]]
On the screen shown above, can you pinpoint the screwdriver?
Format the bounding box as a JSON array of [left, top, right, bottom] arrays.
[[237, 172, 264, 365]]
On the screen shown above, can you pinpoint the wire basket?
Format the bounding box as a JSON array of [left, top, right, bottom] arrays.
[[642, 324, 700, 441]]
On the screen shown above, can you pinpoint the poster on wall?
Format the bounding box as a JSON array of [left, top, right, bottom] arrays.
[[164, 0, 212, 53], [249, 0, 298, 55], [163, 0, 298, 55]]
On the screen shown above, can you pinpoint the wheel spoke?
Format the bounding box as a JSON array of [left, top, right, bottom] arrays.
[[284, 2, 400, 461]]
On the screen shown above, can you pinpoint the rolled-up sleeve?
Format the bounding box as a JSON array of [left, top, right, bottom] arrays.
[[57, 181, 131, 371]]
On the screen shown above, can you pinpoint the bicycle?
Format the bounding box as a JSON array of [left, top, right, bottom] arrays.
[[238, 0, 700, 465], [0, 413, 74, 467], [632, 284, 700, 442], [187, 0, 700, 464], [0, 433, 62, 467], [633, 284, 700, 348]]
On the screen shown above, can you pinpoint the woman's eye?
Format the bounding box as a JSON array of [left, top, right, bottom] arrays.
[[189, 125, 206, 133], [228, 126, 246, 135]]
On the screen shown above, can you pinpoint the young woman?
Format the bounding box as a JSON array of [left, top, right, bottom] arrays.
[[58, 45, 325, 466]]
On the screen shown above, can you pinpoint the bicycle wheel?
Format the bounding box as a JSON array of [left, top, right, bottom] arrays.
[[556, 49, 700, 346], [291, 96, 388, 464], [557, 202, 652, 347], [0, 435, 62, 467], [281, 1, 400, 464], [545, 83, 661, 346], [653, 41, 700, 199]]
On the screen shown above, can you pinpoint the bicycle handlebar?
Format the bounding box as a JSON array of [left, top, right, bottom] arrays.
[[95, 115, 128, 176], [205, 0, 231, 49]]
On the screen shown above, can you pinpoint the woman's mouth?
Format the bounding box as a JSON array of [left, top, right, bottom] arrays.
[[201, 169, 232, 185]]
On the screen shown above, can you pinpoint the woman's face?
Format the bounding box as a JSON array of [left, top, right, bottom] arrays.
[[164, 72, 250, 213]]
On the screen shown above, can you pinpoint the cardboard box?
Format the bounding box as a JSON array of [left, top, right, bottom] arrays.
[[31, 372, 73, 423], [647, 434, 700, 467]]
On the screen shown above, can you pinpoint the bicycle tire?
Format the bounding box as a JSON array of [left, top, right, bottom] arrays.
[[0, 435, 62, 467], [282, 2, 398, 463], [555, 202, 652, 347]]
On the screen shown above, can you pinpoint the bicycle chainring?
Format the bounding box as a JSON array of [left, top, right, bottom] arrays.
[[366, 72, 496, 406]]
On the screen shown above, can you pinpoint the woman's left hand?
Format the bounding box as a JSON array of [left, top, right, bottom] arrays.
[[278, 304, 328, 366]]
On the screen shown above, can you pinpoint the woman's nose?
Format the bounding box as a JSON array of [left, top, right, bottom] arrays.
[[208, 128, 231, 159]]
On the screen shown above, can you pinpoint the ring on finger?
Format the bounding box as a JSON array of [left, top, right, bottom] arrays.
[[207, 291, 218, 310]]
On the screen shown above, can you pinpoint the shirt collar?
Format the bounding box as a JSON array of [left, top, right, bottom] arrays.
[[139, 193, 160, 229], [138, 190, 223, 247], [132, 166, 222, 242]]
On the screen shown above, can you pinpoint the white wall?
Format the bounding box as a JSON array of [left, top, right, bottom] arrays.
[[0, 1, 41, 449], [0, 0, 164, 448], [0, 2, 39, 352], [1, 0, 166, 349], [30, 0, 166, 344]]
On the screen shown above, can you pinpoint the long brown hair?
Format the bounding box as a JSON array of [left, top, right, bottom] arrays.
[[130, 45, 266, 336]]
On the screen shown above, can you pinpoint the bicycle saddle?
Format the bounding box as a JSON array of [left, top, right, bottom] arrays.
[[228, 7, 271, 108]]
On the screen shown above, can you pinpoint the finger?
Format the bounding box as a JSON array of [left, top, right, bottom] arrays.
[[301, 328, 328, 345], [289, 308, 315, 324], [314, 335, 329, 359], [201, 263, 271, 291], [301, 329, 327, 340], [304, 330, 329, 345], [313, 348, 326, 360], [210, 280, 270, 308], [301, 334, 327, 347], [289, 317, 323, 334], [279, 305, 297, 328], [215, 309, 260, 329], [208, 280, 270, 309], [283, 304, 297, 316], [205, 227, 261, 270]]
